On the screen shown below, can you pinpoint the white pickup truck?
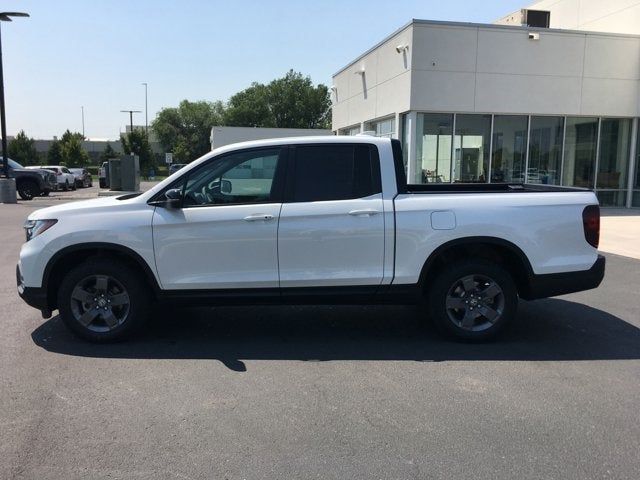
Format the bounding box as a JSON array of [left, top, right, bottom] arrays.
[[17, 136, 604, 342]]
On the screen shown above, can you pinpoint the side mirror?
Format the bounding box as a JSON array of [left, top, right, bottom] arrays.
[[149, 188, 182, 208], [221, 179, 232, 194]]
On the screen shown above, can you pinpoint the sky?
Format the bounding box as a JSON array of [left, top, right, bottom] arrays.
[[3, 0, 526, 139]]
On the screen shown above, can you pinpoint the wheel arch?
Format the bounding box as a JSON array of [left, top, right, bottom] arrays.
[[43, 242, 160, 310], [418, 236, 534, 297]]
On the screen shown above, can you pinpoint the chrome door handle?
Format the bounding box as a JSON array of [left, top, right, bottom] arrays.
[[348, 209, 380, 216], [243, 214, 274, 222]]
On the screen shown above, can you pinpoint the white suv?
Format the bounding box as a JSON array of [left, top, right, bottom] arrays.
[[30, 166, 77, 191]]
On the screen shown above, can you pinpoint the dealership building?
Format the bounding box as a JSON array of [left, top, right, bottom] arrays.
[[331, 0, 640, 207]]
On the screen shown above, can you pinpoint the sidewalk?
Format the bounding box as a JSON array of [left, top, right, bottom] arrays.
[[600, 208, 640, 260]]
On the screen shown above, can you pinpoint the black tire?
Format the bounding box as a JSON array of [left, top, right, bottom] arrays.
[[426, 259, 518, 342], [41, 190, 50, 197], [57, 258, 151, 342], [71, 181, 77, 191], [99, 178, 106, 188], [63, 180, 69, 191], [17, 180, 40, 200]]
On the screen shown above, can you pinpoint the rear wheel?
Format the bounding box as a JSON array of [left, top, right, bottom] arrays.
[[57, 259, 150, 342], [17, 180, 39, 200], [426, 259, 518, 341], [63, 180, 69, 191]]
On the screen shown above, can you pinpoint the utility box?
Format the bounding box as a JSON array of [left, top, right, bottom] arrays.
[[120, 155, 140, 192], [108, 159, 122, 191]]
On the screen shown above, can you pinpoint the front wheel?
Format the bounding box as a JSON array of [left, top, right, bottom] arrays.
[[57, 259, 150, 342], [426, 259, 518, 342]]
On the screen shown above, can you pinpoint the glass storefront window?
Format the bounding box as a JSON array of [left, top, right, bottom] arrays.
[[597, 190, 628, 207], [528, 116, 563, 185], [367, 117, 395, 138], [454, 114, 491, 183], [340, 125, 361, 136], [491, 115, 527, 183], [562, 117, 598, 188], [597, 118, 631, 190], [414, 113, 453, 183]]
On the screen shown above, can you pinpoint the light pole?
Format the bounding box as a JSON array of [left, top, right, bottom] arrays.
[[141, 83, 148, 135], [120, 110, 141, 134], [81, 106, 85, 138], [0, 11, 29, 179]]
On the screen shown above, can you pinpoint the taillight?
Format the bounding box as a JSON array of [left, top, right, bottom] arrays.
[[582, 205, 600, 248]]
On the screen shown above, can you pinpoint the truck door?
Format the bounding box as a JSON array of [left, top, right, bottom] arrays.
[[277, 143, 385, 290], [152, 147, 286, 290]]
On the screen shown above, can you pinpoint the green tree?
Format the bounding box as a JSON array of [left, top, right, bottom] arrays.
[[121, 129, 154, 173], [7, 130, 38, 165], [224, 70, 331, 129], [100, 143, 118, 162], [47, 139, 63, 165], [58, 130, 90, 167], [222, 83, 273, 128], [152, 100, 225, 163]]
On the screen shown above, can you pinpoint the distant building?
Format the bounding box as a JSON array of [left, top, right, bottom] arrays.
[[332, 0, 640, 207], [210, 126, 332, 150]]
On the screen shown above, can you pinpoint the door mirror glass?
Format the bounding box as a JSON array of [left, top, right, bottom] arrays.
[[220, 179, 232, 194], [165, 188, 182, 200]]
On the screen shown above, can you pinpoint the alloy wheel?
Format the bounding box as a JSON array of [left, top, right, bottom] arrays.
[[69, 275, 131, 332], [445, 274, 505, 332]]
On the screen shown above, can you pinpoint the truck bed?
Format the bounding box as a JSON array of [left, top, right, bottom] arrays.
[[403, 183, 590, 194]]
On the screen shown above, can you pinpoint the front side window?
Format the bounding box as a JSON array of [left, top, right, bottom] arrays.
[[181, 148, 282, 207], [291, 145, 381, 202]]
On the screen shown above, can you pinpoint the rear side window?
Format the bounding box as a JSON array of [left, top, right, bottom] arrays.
[[290, 144, 381, 202]]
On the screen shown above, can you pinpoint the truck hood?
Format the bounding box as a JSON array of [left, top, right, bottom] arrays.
[[28, 194, 146, 220]]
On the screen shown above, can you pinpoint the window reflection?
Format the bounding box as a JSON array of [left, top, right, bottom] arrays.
[[562, 117, 598, 188], [491, 115, 527, 183], [528, 116, 563, 185], [454, 114, 491, 183], [415, 113, 453, 183]]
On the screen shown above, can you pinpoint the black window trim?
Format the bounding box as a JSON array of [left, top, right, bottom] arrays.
[[149, 146, 289, 209], [284, 143, 382, 203]]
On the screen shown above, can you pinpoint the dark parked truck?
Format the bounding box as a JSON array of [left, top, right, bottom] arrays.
[[17, 137, 605, 342], [7, 159, 57, 200]]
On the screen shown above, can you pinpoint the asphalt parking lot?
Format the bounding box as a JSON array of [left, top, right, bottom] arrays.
[[2, 197, 640, 479]]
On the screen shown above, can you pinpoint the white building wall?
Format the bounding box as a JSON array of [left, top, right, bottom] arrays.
[[496, 0, 640, 35], [409, 21, 640, 117], [332, 25, 413, 133], [210, 126, 331, 150]]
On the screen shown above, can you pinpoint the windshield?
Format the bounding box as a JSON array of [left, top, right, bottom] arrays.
[[8, 159, 23, 169]]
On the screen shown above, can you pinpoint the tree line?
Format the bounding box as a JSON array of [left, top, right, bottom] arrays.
[[6, 70, 331, 169]]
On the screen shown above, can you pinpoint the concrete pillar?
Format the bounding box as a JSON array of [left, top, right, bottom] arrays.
[[626, 117, 637, 208], [405, 111, 418, 182]]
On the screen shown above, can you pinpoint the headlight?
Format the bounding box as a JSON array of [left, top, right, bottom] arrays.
[[24, 219, 57, 241]]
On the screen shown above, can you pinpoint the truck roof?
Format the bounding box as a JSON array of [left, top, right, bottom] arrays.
[[211, 135, 392, 155]]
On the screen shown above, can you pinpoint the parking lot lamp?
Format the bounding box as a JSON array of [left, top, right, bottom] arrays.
[[0, 12, 29, 178]]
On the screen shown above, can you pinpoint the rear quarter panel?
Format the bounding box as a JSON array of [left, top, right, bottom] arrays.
[[393, 190, 599, 284]]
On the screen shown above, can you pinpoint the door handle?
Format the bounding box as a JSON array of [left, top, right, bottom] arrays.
[[243, 214, 274, 222], [348, 209, 380, 216]]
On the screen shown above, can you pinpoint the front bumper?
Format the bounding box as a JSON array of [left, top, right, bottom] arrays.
[[523, 254, 606, 300], [16, 264, 50, 312]]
